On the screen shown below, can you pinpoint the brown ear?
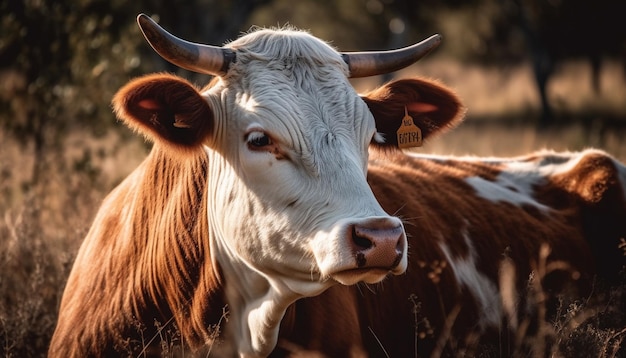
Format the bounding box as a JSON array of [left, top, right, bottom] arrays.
[[112, 73, 213, 151], [361, 78, 465, 149]]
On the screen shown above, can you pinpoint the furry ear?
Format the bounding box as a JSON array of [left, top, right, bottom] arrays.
[[112, 73, 214, 152], [361, 78, 465, 149]]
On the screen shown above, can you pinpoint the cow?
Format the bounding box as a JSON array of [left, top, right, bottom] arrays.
[[49, 14, 626, 357]]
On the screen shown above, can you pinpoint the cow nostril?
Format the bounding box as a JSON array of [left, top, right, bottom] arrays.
[[352, 226, 373, 250]]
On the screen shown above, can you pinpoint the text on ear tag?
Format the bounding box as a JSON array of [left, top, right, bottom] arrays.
[[396, 107, 423, 148]]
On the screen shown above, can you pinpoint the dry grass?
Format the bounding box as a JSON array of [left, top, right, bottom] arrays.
[[1, 60, 625, 356], [405, 244, 626, 358], [0, 130, 147, 357]]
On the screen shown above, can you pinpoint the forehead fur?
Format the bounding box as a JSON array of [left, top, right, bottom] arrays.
[[225, 27, 348, 75]]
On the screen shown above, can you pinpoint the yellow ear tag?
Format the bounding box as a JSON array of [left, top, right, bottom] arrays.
[[396, 106, 423, 148]]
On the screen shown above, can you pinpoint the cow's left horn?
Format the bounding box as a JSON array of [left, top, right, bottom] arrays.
[[342, 34, 441, 78], [136, 14, 235, 76]]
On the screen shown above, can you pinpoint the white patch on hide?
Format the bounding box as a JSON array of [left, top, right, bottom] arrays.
[[439, 234, 502, 328], [465, 176, 549, 212]]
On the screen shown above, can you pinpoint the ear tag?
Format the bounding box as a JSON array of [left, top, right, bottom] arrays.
[[396, 106, 423, 148]]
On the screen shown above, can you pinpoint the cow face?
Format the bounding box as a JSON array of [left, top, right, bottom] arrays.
[[113, 23, 464, 356], [204, 30, 411, 289]]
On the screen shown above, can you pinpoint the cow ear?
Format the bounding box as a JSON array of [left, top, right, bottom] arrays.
[[112, 73, 214, 151], [361, 78, 465, 149]]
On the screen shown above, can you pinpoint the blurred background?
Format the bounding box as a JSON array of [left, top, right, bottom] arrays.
[[1, 0, 625, 356]]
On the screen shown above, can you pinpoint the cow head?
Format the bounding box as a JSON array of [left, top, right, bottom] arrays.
[[113, 14, 464, 356]]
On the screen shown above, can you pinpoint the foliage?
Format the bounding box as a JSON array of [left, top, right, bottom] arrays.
[[0, 0, 272, 187], [1, 0, 144, 186]]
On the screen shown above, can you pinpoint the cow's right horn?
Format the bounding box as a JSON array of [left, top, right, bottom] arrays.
[[136, 14, 236, 76], [342, 34, 441, 78]]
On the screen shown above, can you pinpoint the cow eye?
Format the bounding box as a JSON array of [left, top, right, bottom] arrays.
[[247, 131, 272, 149]]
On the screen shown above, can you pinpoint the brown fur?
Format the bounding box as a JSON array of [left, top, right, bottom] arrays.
[[49, 146, 225, 356], [112, 73, 214, 153], [363, 78, 466, 148]]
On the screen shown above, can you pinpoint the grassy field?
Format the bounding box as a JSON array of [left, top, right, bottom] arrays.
[[1, 59, 625, 356]]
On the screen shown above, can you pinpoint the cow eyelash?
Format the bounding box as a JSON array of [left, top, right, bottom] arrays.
[[246, 131, 273, 149]]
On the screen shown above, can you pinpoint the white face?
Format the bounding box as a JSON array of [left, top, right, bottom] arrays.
[[203, 31, 408, 297]]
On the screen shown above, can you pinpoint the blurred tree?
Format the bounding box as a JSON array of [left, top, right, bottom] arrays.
[[247, 0, 441, 51], [0, 0, 144, 185], [484, 0, 626, 124], [0, 0, 270, 187]]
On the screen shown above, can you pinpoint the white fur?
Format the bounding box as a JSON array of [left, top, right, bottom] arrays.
[[465, 175, 549, 212], [440, 234, 502, 328], [200, 28, 407, 357]]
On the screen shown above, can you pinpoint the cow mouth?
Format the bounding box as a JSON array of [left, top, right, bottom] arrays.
[[327, 251, 407, 285], [331, 267, 397, 285]]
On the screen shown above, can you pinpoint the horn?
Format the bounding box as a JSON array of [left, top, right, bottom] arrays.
[[136, 14, 235, 76], [342, 34, 442, 78]]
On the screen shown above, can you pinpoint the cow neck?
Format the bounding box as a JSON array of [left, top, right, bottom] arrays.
[[204, 148, 331, 356], [212, 252, 331, 357], [205, 202, 297, 355], [133, 146, 225, 348]]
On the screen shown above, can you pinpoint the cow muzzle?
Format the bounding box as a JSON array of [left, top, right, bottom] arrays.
[[314, 217, 408, 285], [351, 222, 405, 269]]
